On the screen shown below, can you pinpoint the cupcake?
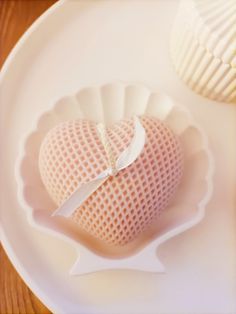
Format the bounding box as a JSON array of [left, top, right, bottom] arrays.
[[170, 0, 236, 103]]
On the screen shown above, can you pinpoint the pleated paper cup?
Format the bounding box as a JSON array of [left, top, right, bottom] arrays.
[[170, 0, 236, 104], [15, 82, 214, 275]]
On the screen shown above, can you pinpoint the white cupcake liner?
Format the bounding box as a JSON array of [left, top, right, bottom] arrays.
[[172, 0, 236, 64], [171, 34, 236, 103], [15, 82, 214, 275], [170, 0, 236, 104]]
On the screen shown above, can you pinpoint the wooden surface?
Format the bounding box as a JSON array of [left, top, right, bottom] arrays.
[[0, 2, 57, 313]]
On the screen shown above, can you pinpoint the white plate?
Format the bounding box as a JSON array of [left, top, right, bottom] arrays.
[[1, 0, 236, 313]]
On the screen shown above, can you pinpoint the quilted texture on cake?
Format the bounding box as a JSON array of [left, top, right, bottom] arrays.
[[39, 116, 184, 246]]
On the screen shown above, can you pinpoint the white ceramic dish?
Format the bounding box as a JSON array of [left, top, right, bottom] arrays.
[[16, 82, 213, 275], [1, 1, 236, 313]]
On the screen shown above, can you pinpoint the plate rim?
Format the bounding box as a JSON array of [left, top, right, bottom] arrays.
[[0, 1, 68, 313]]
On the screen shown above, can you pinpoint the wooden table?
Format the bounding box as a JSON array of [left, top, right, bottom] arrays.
[[0, 2, 57, 313]]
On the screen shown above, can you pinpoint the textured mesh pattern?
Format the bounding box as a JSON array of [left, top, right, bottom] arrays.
[[39, 116, 184, 246]]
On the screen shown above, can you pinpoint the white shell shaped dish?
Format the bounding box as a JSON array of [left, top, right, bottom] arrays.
[[16, 82, 214, 275]]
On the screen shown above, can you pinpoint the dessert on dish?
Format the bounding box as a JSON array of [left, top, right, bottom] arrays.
[[16, 83, 213, 274], [39, 116, 184, 246]]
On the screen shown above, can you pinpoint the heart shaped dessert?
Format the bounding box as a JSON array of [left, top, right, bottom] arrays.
[[39, 116, 184, 246]]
